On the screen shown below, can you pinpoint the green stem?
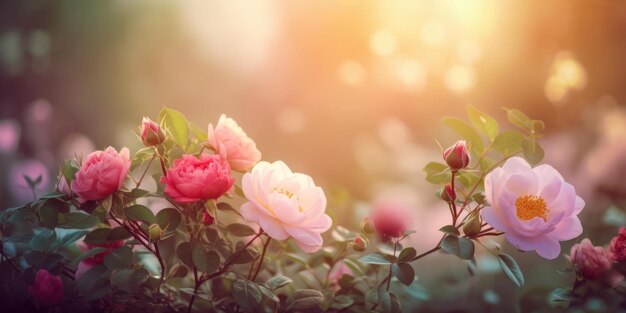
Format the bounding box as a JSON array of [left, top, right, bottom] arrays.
[[135, 154, 156, 188], [251, 237, 272, 282]]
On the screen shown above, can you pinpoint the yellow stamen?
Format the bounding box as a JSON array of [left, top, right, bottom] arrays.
[[515, 195, 549, 221]]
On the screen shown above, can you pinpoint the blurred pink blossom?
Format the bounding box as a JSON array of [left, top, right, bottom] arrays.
[[8, 159, 50, 203], [0, 119, 20, 154]]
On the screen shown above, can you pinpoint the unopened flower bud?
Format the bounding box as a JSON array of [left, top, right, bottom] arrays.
[[463, 211, 482, 237], [440, 184, 456, 203], [351, 235, 368, 252], [443, 140, 470, 171], [202, 212, 214, 226], [360, 217, 374, 235], [148, 224, 162, 242], [140, 117, 165, 146]]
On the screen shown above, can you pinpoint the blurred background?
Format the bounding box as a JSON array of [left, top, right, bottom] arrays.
[[1, 0, 626, 311]]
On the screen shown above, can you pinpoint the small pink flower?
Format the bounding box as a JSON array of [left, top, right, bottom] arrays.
[[481, 157, 584, 259], [240, 161, 332, 253], [443, 140, 470, 171], [207, 114, 262, 172], [140, 117, 165, 146], [75, 240, 124, 280], [371, 202, 408, 239], [329, 262, 353, 290], [161, 154, 234, 203], [610, 227, 626, 262], [71, 147, 131, 201], [570, 238, 612, 280], [28, 269, 63, 308]]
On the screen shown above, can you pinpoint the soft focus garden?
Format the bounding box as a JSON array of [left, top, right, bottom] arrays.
[[1, 1, 626, 313]]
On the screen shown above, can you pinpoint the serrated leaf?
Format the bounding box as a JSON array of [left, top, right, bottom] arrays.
[[358, 253, 391, 265], [467, 104, 499, 141], [397, 247, 417, 263], [232, 278, 262, 309], [159, 107, 190, 147], [392, 263, 415, 285], [497, 253, 524, 287], [265, 275, 293, 290], [125, 204, 156, 224], [285, 289, 324, 311], [442, 116, 485, 153], [104, 246, 133, 270]]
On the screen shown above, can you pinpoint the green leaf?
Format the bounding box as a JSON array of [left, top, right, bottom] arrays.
[[331, 225, 356, 242], [439, 225, 460, 237], [50, 229, 89, 251], [84, 228, 111, 245], [125, 204, 156, 224], [440, 236, 475, 260], [358, 253, 391, 265], [216, 202, 238, 214], [61, 160, 79, 182], [70, 247, 107, 267], [491, 130, 524, 154], [29, 229, 56, 251], [504, 108, 533, 130], [156, 208, 181, 231], [191, 246, 220, 273], [176, 242, 194, 267], [265, 275, 292, 290], [258, 285, 279, 303], [397, 247, 417, 263], [392, 263, 415, 285], [378, 287, 392, 313], [467, 104, 499, 141], [110, 268, 149, 293], [63, 212, 100, 229], [522, 139, 544, 165], [104, 246, 133, 270], [498, 253, 524, 287], [330, 295, 354, 310], [285, 289, 324, 311], [423, 162, 451, 184], [40, 192, 66, 199], [75, 264, 111, 298], [232, 278, 262, 309], [107, 227, 131, 241], [126, 188, 151, 199], [39, 203, 59, 228], [548, 287, 572, 304], [442, 116, 485, 153], [159, 107, 190, 147], [226, 223, 257, 237]]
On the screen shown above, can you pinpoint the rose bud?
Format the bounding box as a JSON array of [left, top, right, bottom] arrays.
[[443, 140, 470, 171], [371, 202, 408, 239], [149, 224, 163, 243], [610, 227, 626, 262], [569, 238, 612, 280], [140, 117, 165, 146], [440, 184, 456, 203], [351, 234, 368, 252], [360, 217, 374, 235], [57, 175, 73, 198], [28, 269, 64, 308], [202, 212, 215, 226]]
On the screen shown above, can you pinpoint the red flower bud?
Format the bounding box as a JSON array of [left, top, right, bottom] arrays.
[[371, 203, 408, 239], [443, 140, 470, 171], [140, 117, 165, 146], [202, 212, 214, 226], [440, 184, 456, 203], [351, 234, 368, 252]]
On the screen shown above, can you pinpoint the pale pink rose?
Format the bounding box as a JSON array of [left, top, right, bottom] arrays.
[[610, 227, 626, 262], [71, 147, 130, 201], [329, 262, 353, 290], [371, 201, 409, 239], [481, 157, 584, 259], [28, 269, 63, 308], [75, 240, 125, 280], [570, 238, 613, 280], [207, 114, 262, 172], [140, 117, 165, 146], [161, 154, 234, 203], [57, 176, 72, 197], [240, 161, 332, 253]]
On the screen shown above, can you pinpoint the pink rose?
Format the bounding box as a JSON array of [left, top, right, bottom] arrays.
[[443, 140, 471, 171], [610, 227, 626, 262], [71, 146, 131, 201], [481, 157, 584, 259], [75, 240, 124, 280], [570, 238, 612, 280], [329, 262, 353, 290], [371, 201, 408, 239], [240, 161, 332, 253], [161, 154, 234, 203], [28, 269, 63, 308], [207, 114, 262, 172], [140, 117, 165, 146]]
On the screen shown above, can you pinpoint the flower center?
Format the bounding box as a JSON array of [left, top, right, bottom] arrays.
[[273, 188, 295, 198], [515, 195, 548, 221]]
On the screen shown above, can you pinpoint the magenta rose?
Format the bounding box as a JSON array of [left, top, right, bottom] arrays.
[[71, 146, 131, 201], [570, 238, 612, 280], [371, 202, 409, 239], [161, 154, 234, 203], [28, 269, 63, 308], [610, 227, 626, 262]]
